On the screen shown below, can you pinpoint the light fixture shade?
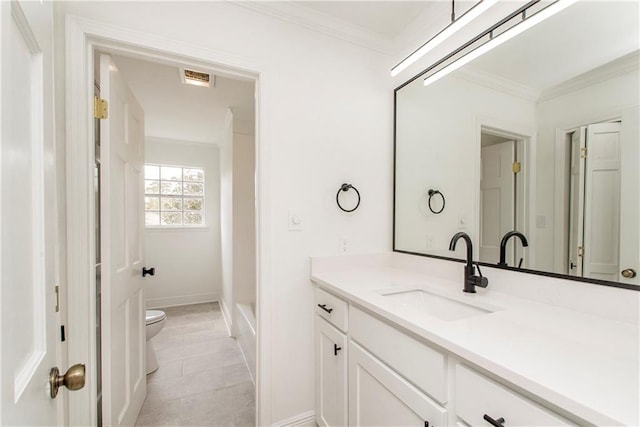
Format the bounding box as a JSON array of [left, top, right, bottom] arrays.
[[423, 0, 579, 87], [391, 0, 500, 77]]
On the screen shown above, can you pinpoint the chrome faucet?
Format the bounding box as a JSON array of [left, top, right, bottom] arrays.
[[498, 231, 529, 268], [448, 232, 488, 293]]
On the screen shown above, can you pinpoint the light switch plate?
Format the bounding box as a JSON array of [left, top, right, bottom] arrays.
[[288, 209, 302, 231]]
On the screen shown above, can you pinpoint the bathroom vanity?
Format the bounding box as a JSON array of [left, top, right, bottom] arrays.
[[311, 253, 639, 427]]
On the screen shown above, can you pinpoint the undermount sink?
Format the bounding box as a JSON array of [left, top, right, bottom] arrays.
[[380, 289, 496, 321]]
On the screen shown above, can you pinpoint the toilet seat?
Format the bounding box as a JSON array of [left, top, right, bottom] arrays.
[[145, 310, 166, 325]]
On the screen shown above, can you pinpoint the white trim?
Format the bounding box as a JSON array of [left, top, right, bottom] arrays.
[[144, 293, 219, 310], [455, 67, 540, 102], [65, 15, 271, 426], [271, 410, 316, 427], [540, 51, 640, 102], [219, 297, 233, 338], [230, 1, 392, 55]]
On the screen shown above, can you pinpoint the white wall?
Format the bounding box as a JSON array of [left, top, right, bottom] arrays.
[[395, 73, 536, 259], [144, 137, 222, 308], [536, 69, 640, 272], [233, 132, 256, 307], [58, 2, 390, 423]]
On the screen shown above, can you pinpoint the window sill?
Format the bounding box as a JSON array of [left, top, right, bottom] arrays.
[[145, 226, 210, 231]]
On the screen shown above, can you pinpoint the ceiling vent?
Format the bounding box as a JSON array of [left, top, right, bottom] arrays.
[[180, 67, 215, 88]]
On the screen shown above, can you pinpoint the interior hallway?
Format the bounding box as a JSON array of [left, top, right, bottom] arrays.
[[135, 303, 255, 426]]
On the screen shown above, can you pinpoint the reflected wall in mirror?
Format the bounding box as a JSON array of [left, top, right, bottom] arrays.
[[394, 1, 639, 286]]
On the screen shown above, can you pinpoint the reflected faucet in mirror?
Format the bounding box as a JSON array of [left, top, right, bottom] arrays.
[[498, 231, 529, 268], [448, 232, 488, 293]]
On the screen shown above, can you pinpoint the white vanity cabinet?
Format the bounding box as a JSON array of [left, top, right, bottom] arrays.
[[315, 288, 348, 427]]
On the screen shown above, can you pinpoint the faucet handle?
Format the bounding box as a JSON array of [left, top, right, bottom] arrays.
[[473, 263, 489, 288]]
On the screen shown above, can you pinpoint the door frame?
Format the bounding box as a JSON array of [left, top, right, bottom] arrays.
[[475, 116, 536, 267], [65, 16, 271, 426]]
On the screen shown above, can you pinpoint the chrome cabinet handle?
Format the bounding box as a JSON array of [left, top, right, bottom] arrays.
[[622, 268, 637, 279]]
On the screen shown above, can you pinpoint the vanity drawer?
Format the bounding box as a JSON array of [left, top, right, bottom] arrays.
[[349, 306, 447, 404], [315, 287, 348, 332], [455, 364, 572, 426]]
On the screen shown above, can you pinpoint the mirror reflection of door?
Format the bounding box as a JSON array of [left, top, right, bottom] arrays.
[[568, 122, 627, 282], [479, 132, 524, 266]]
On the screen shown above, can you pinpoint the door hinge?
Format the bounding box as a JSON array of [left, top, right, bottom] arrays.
[[578, 246, 584, 257], [512, 161, 521, 174], [55, 285, 60, 312], [94, 96, 108, 119], [580, 147, 587, 159]]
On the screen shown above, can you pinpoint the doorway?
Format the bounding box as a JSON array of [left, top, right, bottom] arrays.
[[478, 128, 528, 267], [65, 17, 265, 426], [95, 50, 257, 426]]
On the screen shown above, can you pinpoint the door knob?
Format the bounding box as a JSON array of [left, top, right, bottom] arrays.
[[142, 267, 155, 277], [621, 269, 637, 279], [49, 363, 86, 399]]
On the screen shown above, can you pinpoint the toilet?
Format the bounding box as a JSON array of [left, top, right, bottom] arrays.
[[145, 310, 167, 374]]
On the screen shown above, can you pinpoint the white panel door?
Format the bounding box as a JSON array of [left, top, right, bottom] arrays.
[[479, 141, 515, 264], [1, 1, 60, 425], [100, 54, 146, 427], [583, 123, 621, 282], [348, 341, 447, 427]]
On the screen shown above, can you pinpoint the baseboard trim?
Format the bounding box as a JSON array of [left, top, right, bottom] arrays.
[[272, 411, 315, 427], [145, 293, 219, 309], [220, 298, 233, 337]]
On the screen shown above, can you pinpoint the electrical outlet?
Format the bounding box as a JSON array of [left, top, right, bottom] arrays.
[[426, 234, 434, 250], [339, 238, 348, 253], [458, 213, 468, 229]]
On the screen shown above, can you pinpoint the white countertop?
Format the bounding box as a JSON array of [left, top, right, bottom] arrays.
[[311, 261, 640, 426]]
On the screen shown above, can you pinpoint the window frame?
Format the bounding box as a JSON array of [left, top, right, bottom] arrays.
[[144, 163, 206, 228]]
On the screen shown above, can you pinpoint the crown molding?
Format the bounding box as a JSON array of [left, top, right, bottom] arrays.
[[539, 51, 640, 102], [454, 67, 541, 102], [229, 1, 393, 55]]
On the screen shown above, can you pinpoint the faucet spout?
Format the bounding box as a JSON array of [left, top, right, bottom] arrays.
[[449, 232, 473, 267], [498, 231, 529, 267], [449, 232, 487, 293]]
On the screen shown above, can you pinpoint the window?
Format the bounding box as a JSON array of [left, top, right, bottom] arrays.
[[144, 164, 205, 226]]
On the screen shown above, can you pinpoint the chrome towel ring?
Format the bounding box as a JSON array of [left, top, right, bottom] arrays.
[[337, 183, 360, 213]]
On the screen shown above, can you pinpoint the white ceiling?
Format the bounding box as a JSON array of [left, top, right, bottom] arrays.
[[111, 55, 255, 145], [467, 1, 640, 91]]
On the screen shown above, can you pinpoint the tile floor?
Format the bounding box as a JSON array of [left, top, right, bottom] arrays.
[[135, 302, 255, 427]]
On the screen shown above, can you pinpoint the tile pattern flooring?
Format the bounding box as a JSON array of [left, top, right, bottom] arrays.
[[135, 303, 255, 426]]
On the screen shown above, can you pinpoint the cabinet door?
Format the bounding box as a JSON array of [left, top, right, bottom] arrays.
[[316, 317, 348, 427], [349, 341, 448, 427]]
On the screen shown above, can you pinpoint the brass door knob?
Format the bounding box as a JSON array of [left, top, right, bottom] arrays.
[[49, 363, 86, 399], [621, 269, 637, 279]]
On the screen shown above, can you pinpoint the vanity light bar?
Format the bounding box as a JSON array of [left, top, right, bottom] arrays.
[[391, 0, 500, 77], [423, 0, 578, 87]]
